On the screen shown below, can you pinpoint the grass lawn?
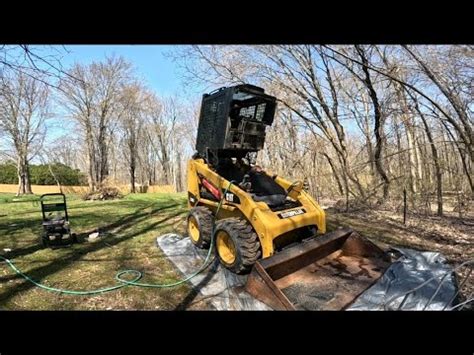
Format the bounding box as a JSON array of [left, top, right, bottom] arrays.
[[0, 192, 195, 310]]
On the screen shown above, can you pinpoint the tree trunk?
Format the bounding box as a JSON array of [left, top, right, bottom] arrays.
[[175, 150, 183, 192], [355, 46, 390, 200], [16, 155, 32, 195], [98, 129, 109, 185], [405, 122, 418, 194], [407, 90, 444, 215], [323, 153, 344, 196], [420, 115, 443, 216], [363, 116, 376, 183], [160, 145, 171, 185], [85, 124, 96, 192], [441, 129, 454, 190], [130, 154, 136, 193], [47, 161, 63, 193]]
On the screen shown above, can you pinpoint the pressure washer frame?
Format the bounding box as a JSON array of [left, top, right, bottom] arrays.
[[40, 193, 76, 247]]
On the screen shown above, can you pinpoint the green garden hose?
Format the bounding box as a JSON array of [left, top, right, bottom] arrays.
[[0, 256, 142, 295], [0, 182, 233, 296]]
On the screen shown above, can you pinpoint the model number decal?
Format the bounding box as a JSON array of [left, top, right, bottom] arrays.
[[278, 208, 306, 219]]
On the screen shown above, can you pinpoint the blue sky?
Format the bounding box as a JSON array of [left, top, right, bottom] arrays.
[[38, 45, 203, 144], [58, 45, 189, 95]]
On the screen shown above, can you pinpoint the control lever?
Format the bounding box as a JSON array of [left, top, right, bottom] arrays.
[[239, 174, 252, 192]]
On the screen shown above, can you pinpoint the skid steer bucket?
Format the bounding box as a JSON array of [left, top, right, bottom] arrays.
[[245, 228, 392, 310]]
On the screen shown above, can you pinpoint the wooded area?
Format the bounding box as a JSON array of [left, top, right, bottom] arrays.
[[0, 45, 472, 217], [173, 45, 473, 216]]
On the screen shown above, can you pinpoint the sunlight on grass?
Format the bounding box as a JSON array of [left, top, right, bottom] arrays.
[[0, 192, 191, 310]]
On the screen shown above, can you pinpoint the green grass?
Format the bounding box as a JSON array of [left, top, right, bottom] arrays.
[[0, 192, 195, 310]]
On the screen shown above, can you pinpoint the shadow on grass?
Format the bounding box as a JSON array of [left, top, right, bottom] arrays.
[[0, 203, 187, 307], [0, 226, 42, 254], [8, 201, 110, 217], [0, 218, 42, 236], [2, 243, 45, 260], [72, 202, 183, 244]]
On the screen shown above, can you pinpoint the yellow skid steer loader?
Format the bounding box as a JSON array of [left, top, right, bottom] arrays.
[[187, 84, 391, 310]]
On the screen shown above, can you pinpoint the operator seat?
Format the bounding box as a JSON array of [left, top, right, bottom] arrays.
[[248, 170, 287, 207]]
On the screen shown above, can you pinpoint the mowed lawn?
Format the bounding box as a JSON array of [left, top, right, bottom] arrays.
[[0, 192, 196, 310]]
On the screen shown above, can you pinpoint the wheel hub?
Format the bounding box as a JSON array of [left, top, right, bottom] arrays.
[[216, 230, 236, 264], [188, 216, 200, 242]]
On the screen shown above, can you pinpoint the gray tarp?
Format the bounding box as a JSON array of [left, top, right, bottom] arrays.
[[347, 248, 458, 310]]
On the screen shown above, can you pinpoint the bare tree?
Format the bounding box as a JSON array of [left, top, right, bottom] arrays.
[[59, 56, 133, 191], [325, 45, 474, 196], [0, 71, 49, 195], [173, 45, 369, 199], [0, 45, 78, 90], [403, 90, 444, 215], [118, 83, 147, 192], [353, 45, 391, 200], [145, 95, 179, 185], [403, 46, 473, 156]]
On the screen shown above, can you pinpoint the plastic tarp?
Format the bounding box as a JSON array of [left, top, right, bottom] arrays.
[[347, 248, 458, 310], [157, 233, 270, 310]]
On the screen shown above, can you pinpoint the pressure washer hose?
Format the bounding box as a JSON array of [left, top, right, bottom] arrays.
[[0, 182, 233, 296]]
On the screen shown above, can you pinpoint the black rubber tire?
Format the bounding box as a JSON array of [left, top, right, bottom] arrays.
[[214, 218, 261, 274], [187, 206, 214, 249]]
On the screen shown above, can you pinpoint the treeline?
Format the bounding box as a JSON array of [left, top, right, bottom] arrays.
[[171, 45, 473, 216], [0, 163, 86, 186], [57, 58, 193, 193], [0, 51, 194, 195]]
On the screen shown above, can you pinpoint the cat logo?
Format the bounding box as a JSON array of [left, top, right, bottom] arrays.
[[223, 192, 240, 204]]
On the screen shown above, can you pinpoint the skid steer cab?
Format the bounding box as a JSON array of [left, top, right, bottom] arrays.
[[40, 193, 77, 247]]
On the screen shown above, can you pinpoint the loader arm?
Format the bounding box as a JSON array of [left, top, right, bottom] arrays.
[[187, 158, 326, 258]]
